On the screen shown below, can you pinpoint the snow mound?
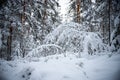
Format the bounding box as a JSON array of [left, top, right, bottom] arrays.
[[44, 23, 106, 54], [16, 67, 34, 80], [26, 44, 63, 58], [0, 60, 15, 80], [0, 53, 120, 80]]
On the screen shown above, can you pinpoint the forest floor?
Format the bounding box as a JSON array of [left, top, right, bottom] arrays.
[[0, 52, 120, 80]]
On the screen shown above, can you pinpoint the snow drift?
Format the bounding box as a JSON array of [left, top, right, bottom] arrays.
[[0, 53, 120, 80]]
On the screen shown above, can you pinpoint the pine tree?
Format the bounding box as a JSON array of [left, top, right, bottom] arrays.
[[0, 0, 60, 60]]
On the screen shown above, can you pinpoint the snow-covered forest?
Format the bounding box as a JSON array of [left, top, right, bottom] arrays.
[[0, 0, 120, 80]]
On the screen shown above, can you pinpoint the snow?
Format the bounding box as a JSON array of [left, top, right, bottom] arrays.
[[96, 2, 106, 12], [0, 0, 120, 80], [81, 11, 88, 18], [44, 22, 107, 55], [44, 22, 88, 44], [91, 0, 96, 3], [59, 0, 70, 22], [0, 53, 120, 80], [110, 34, 120, 52], [83, 54, 120, 80], [110, 21, 120, 52], [114, 15, 120, 28], [0, 20, 119, 79], [26, 44, 63, 58]]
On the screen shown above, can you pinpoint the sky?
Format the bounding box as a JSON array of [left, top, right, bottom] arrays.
[[58, 0, 70, 22], [58, 0, 96, 23], [91, 0, 96, 3]]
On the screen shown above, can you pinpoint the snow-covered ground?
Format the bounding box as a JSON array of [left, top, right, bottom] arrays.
[[0, 22, 120, 80], [0, 52, 120, 80]]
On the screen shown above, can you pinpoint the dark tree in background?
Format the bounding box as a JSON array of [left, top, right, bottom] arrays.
[[108, 0, 111, 45], [76, 0, 81, 23]]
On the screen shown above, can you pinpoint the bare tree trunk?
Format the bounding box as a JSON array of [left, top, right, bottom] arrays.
[[76, 0, 80, 23], [22, 0, 26, 25], [108, 0, 111, 45], [41, 0, 47, 42], [43, 0, 47, 25], [21, 0, 26, 58], [7, 24, 13, 60], [103, 25, 105, 43]]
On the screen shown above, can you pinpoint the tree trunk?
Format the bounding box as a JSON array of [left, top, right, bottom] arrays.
[[76, 0, 80, 23], [21, 0, 26, 25], [21, 0, 26, 58], [103, 25, 105, 43], [7, 26, 13, 60], [108, 0, 111, 45], [43, 0, 47, 25]]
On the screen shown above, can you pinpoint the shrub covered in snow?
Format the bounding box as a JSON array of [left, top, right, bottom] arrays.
[[26, 44, 63, 58], [44, 22, 107, 55], [44, 22, 89, 44]]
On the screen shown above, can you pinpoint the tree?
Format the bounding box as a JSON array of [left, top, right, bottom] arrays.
[[76, 0, 81, 23], [0, 0, 60, 60], [108, 0, 111, 45], [68, 0, 81, 23]]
